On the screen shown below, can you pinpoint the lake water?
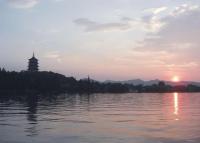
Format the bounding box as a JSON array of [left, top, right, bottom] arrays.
[[0, 93, 200, 143]]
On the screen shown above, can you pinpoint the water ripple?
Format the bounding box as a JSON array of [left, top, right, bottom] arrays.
[[0, 93, 200, 143]]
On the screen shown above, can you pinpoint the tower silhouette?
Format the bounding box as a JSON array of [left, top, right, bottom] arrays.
[[28, 53, 39, 72]]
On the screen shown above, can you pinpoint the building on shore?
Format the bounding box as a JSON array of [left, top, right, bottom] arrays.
[[28, 53, 39, 72]]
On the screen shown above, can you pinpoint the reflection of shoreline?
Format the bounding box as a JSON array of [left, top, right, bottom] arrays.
[[173, 93, 179, 120], [26, 96, 38, 137]]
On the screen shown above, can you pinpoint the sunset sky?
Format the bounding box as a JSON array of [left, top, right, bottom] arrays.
[[0, 0, 200, 81]]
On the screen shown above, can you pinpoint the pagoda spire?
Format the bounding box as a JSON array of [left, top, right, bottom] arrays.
[[28, 52, 39, 72]]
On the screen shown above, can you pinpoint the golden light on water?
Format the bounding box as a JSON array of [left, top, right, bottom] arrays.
[[173, 92, 179, 120], [174, 93, 178, 115]]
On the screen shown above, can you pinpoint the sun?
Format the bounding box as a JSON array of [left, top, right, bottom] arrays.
[[172, 76, 180, 82]]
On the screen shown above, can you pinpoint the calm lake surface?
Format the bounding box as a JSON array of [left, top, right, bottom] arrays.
[[0, 93, 200, 143]]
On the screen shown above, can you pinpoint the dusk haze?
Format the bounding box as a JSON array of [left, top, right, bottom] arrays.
[[1, 0, 200, 81], [1, 1, 200, 143]]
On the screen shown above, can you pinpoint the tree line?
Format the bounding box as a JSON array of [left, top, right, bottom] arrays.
[[0, 68, 200, 94]]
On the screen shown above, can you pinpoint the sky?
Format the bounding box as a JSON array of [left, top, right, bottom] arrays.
[[0, 0, 200, 81]]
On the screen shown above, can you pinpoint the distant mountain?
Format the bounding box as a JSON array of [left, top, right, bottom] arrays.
[[165, 81, 200, 86], [104, 79, 159, 85], [105, 79, 146, 85], [105, 79, 200, 86]]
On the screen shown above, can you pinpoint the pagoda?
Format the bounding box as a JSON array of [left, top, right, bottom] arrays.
[[28, 53, 39, 72]]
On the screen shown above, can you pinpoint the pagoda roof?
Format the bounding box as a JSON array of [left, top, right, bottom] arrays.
[[29, 56, 38, 60], [29, 52, 38, 60]]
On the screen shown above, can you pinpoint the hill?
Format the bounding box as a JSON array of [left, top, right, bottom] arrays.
[[105, 79, 200, 86]]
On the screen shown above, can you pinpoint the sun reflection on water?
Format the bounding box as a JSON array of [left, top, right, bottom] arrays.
[[173, 92, 179, 120]]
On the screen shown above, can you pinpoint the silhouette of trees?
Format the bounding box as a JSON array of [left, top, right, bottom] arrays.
[[0, 69, 77, 94], [0, 68, 200, 95], [187, 84, 200, 92]]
